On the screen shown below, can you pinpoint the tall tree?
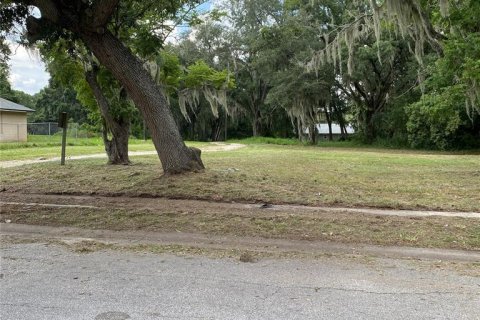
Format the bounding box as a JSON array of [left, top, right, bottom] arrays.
[[260, 0, 341, 143], [33, 79, 89, 123], [218, 0, 284, 136], [0, 43, 17, 102], [42, 40, 132, 164], [1, 1, 204, 174], [337, 38, 416, 142]]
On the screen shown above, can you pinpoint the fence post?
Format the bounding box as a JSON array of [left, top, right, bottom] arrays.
[[48, 122, 51, 136], [59, 112, 68, 166]]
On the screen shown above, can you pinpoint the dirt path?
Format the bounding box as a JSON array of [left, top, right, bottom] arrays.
[[2, 193, 479, 262], [1, 193, 479, 219], [0, 142, 245, 168], [2, 223, 479, 263]]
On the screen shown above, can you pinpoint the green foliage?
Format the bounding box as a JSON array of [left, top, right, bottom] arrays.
[[429, 32, 480, 119], [0, 49, 21, 103], [41, 39, 136, 133], [116, 0, 206, 59], [95, 68, 135, 120], [13, 89, 37, 110], [0, 62, 17, 102], [404, 2, 480, 150], [31, 80, 89, 123], [0, 3, 28, 45], [181, 60, 234, 89], [130, 28, 163, 58], [2, 0, 478, 150], [405, 87, 478, 150], [156, 51, 182, 91]]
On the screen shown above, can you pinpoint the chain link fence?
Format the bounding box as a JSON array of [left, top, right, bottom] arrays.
[[27, 122, 98, 139], [28, 122, 60, 136]]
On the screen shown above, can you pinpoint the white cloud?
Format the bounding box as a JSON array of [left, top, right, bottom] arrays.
[[7, 41, 50, 95], [22, 78, 37, 85]]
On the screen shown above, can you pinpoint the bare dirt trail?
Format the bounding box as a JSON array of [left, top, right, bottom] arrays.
[[2, 223, 480, 263], [1, 192, 479, 219], [2, 193, 479, 263], [0, 142, 245, 168]]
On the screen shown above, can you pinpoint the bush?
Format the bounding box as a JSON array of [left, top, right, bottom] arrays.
[[405, 87, 479, 150]]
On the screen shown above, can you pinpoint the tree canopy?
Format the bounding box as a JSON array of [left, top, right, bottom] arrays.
[[2, 0, 478, 150]]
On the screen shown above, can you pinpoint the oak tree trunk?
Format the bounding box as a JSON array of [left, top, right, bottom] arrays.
[[308, 124, 317, 145], [359, 108, 376, 143], [333, 104, 348, 140], [251, 109, 261, 137], [100, 119, 130, 164], [325, 108, 333, 141], [81, 30, 204, 174], [85, 69, 130, 165], [296, 117, 305, 141]]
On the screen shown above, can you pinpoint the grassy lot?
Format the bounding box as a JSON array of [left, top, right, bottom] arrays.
[[0, 135, 207, 161], [2, 143, 479, 211]]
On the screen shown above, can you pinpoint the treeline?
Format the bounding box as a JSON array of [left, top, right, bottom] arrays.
[[2, 0, 479, 150], [167, 0, 478, 150]]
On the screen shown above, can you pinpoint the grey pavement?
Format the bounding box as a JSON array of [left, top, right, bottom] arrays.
[[1, 242, 479, 320]]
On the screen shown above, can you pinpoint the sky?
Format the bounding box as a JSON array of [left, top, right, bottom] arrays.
[[7, 1, 214, 96], [8, 42, 50, 95]]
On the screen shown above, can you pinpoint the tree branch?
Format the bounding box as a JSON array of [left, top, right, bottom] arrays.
[[25, 16, 52, 42], [91, 0, 120, 29], [25, 0, 59, 23]]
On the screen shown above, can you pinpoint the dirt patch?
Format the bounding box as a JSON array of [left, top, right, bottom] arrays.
[[1, 193, 479, 251], [2, 224, 480, 265]]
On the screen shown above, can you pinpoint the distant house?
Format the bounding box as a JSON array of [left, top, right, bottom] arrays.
[[0, 97, 35, 142], [314, 123, 355, 140]]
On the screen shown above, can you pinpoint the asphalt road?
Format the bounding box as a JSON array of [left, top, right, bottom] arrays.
[[1, 242, 479, 320]]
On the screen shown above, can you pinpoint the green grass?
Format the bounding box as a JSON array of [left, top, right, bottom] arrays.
[[229, 136, 368, 147], [0, 135, 106, 149], [229, 137, 303, 145], [230, 136, 480, 152], [0, 135, 208, 161], [2, 144, 479, 211]]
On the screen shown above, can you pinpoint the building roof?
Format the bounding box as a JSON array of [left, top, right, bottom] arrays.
[[315, 123, 355, 134], [0, 97, 35, 112]]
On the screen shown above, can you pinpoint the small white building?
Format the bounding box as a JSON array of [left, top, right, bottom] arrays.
[[305, 123, 355, 140], [0, 97, 35, 142], [315, 123, 355, 140]]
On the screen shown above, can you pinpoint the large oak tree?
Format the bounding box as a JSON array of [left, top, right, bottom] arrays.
[[1, 0, 204, 174]]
